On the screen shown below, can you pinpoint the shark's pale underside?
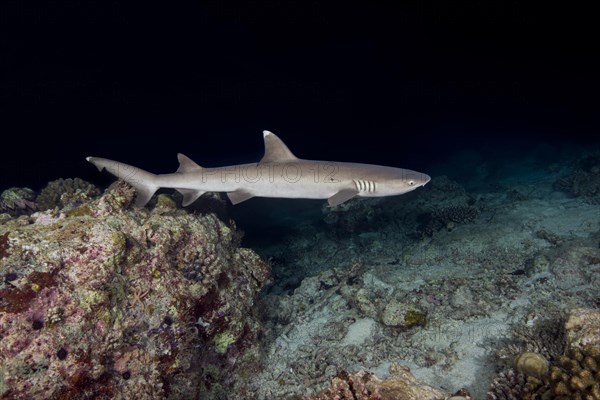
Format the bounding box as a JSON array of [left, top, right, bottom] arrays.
[[87, 131, 430, 207]]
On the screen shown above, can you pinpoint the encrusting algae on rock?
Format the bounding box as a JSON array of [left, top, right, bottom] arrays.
[[0, 180, 270, 399]]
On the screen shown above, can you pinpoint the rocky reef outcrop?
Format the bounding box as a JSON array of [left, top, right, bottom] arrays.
[[36, 178, 101, 211], [0, 181, 270, 399]]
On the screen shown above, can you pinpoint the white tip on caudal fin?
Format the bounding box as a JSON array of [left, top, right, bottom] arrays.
[[86, 157, 159, 207]]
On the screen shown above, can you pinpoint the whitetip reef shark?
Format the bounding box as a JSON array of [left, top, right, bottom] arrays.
[[87, 130, 430, 207]]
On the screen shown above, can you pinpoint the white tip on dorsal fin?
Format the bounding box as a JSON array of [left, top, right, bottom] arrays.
[[260, 130, 298, 163], [176, 153, 203, 173]]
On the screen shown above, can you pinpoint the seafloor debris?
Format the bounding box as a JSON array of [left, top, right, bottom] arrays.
[[0, 180, 270, 399]]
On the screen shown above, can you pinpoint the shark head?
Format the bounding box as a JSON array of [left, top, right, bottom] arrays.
[[402, 169, 431, 192], [372, 168, 431, 197]]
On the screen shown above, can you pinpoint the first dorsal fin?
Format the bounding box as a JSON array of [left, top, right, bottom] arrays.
[[176, 153, 202, 173], [259, 130, 299, 163]]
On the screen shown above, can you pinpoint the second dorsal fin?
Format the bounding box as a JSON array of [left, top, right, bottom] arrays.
[[259, 130, 299, 163]]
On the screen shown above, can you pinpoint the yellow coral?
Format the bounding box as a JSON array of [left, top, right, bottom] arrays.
[[523, 345, 600, 399], [515, 352, 549, 379]]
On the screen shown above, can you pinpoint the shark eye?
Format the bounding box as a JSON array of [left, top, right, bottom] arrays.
[[408, 180, 415, 186]]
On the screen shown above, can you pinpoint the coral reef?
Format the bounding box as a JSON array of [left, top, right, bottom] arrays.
[[0, 187, 37, 216], [0, 180, 270, 399], [565, 308, 600, 350], [513, 345, 600, 399], [303, 364, 450, 400], [487, 309, 600, 400], [487, 369, 529, 400], [492, 317, 567, 365], [36, 177, 101, 210]]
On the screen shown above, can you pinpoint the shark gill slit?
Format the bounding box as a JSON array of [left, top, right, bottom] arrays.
[[353, 179, 376, 193]]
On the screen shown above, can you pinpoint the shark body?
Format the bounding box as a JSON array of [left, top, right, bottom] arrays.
[[87, 130, 430, 207]]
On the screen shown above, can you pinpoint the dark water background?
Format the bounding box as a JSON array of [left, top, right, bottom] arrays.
[[1, 2, 597, 235]]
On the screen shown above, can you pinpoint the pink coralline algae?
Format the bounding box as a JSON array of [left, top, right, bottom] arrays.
[[0, 181, 270, 399]]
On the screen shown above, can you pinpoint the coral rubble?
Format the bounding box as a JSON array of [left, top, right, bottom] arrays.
[[303, 364, 450, 400]]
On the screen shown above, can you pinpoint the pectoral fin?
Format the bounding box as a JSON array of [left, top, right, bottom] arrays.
[[227, 190, 255, 205], [327, 189, 359, 207]]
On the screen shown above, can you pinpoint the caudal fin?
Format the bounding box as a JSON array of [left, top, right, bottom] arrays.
[[86, 157, 159, 207]]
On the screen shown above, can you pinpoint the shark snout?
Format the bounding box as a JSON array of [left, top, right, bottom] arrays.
[[421, 173, 431, 186]]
